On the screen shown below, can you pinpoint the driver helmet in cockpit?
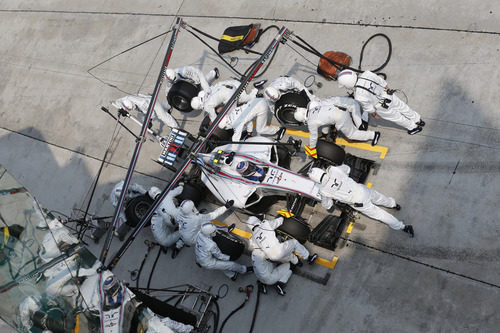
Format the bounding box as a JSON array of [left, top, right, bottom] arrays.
[[103, 275, 123, 308], [236, 161, 265, 181]]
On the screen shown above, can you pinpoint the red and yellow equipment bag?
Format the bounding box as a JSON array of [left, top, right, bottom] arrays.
[[317, 51, 352, 80]]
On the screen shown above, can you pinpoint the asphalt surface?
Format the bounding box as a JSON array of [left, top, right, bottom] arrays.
[[1, 1, 499, 332]]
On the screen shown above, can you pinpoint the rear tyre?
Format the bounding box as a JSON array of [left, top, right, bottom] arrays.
[[167, 81, 200, 112], [316, 140, 346, 166], [274, 91, 310, 128], [125, 194, 154, 227], [213, 230, 245, 261], [276, 217, 310, 244]]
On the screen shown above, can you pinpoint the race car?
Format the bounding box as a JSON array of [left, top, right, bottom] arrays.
[[195, 136, 324, 209], [158, 127, 347, 210]]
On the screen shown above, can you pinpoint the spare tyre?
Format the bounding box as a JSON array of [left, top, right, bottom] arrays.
[[274, 90, 310, 128], [167, 80, 200, 113], [125, 194, 154, 227], [276, 217, 311, 244], [316, 140, 346, 166], [213, 230, 245, 260]]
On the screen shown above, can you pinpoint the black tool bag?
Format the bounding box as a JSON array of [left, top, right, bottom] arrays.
[[218, 24, 261, 54]]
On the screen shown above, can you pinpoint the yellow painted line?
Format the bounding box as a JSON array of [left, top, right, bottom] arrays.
[[213, 220, 338, 269], [346, 222, 355, 234], [335, 138, 388, 159], [283, 127, 310, 138], [269, 125, 389, 159], [74, 313, 80, 333], [316, 256, 338, 269], [212, 220, 252, 239]]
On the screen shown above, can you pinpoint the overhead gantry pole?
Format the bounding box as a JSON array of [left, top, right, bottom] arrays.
[[99, 17, 184, 264]]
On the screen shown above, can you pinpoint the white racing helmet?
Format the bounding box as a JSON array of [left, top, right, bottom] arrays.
[[148, 186, 161, 200], [165, 68, 176, 83], [201, 222, 217, 236], [114, 98, 134, 111], [264, 87, 280, 102], [308, 167, 327, 184], [294, 107, 308, 123], [103, 275, 121, 297], [191, 96, 203, 110], [180, 200, 195, 215], [337, 69, 358, 89]]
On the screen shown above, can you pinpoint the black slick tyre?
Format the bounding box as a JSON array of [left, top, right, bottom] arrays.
[[274, 91, 310, 128], [124, 194, 154, 227], [167, 80, 200, 112], [316, 140, 346, 166], [276, 217, 311, 244], [213, 230, 245, 260]]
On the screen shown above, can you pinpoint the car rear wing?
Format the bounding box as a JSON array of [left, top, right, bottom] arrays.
[[158, 128, 190, 166]]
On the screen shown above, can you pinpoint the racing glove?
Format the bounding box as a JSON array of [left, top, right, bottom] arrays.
[[304, 145, 318, 159]]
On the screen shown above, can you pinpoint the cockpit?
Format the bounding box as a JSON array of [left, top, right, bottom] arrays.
[[235, 160, 266, 182], [209, 150, 267, 182]]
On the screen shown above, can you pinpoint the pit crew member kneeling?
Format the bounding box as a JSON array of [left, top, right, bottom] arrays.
[[174, 199, 233, 252], [149, 185, 183, 258], [251, 248, 293, 296], [195, 223, 252, 280], [294, 101, 379, 159], [247, 216, 318, 266], [308, 166, 414, 237]]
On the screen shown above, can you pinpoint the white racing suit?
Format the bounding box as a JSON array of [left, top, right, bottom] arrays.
[[203, 81, 258, 122], [317, 96, 367, 129], [175, 206, 228, 248], [218, 98, 278, 141], [195, 232, 247, 279], [150, 186, 183, 248], [354, 71, 421, 130], [112, 94, 179, 129], [39, 224, 100, 306], [248, 216, 309, 264], [146, 311, 192, 333], [306, 103, 376, 147], [110, 180, 148, 240], [251, 248, 292, 285], [165, 66, 218, 97], [266, 76, 316, 113], [319, 165, 404, 230]]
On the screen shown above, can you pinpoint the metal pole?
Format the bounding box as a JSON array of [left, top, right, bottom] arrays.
[[107, 26, 290, 270], [99, 17, 183, 264]]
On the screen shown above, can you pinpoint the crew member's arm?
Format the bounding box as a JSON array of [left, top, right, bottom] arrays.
[[268, 217, 284, 230], [202, 206, 228, 222]]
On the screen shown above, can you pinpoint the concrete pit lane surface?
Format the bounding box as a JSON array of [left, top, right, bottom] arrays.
[[1, 1, 499, 332]]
